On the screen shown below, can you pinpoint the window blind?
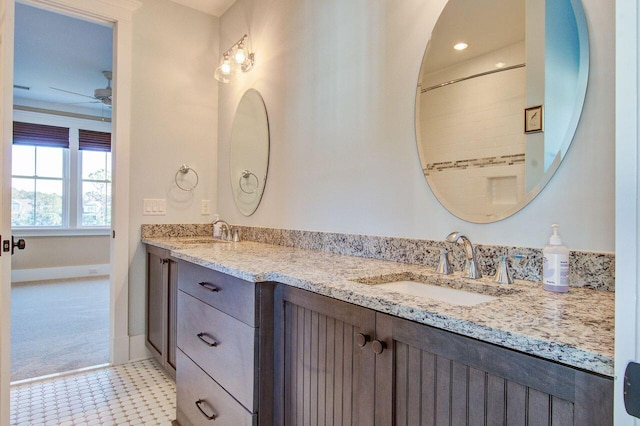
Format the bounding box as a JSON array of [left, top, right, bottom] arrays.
[[13, 121, 70, 148], [79, 129, 111, 152]]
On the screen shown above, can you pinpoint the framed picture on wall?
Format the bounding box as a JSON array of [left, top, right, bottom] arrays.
[[524, 105, 543, 133]]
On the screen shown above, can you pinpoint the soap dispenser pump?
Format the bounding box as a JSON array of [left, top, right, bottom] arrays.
[[542, 224, 569, 293]]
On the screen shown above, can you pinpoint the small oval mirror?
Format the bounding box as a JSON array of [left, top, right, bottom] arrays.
[[415, 0, 589, 223], [230, 89, 270, 216]]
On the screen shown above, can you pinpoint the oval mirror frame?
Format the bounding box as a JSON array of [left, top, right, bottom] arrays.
[[230, 89, 270, 216], [415, 0, 589, 223]]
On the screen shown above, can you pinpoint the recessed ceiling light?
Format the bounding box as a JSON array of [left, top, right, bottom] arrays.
[[495, 62, 506, 68], [453, 42, 468, 51]]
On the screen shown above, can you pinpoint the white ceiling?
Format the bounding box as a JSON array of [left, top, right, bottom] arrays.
[[13, 2, 114, 117], [422, 0, 525, 73]]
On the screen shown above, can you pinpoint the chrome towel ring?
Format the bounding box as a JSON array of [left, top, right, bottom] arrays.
[[239, 169, 259, 194], [175, 164, 199, 191]]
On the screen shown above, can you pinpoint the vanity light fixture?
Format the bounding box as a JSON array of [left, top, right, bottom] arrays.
[[214, 34, 255, 83], [453, 42, 469, 51]]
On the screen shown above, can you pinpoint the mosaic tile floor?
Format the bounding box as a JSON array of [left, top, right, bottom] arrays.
[[10, 358, 176, 426]]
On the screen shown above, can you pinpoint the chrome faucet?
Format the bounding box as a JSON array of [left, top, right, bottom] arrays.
[[445, 231, 482, 279], [425, 246, 452, 275], [212, 219, 232, 241]]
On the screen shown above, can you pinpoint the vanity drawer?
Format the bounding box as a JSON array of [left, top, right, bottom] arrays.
[[177, 290, 256, 411], [176, 349, 255, 426], [177, 260, 256, 326]]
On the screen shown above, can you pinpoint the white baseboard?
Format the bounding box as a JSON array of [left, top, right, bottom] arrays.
[[129, 334, 151, 361], [11, 264, 110, 283]]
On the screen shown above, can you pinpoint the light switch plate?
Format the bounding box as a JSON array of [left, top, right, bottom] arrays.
[[201, 200, 211, 215], [143, 199, 166, 216]]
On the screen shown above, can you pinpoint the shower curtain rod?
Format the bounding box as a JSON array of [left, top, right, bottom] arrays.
[[420, 63, 526, 93]]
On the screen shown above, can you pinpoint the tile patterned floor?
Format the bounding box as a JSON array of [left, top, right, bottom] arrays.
[[10, 358, 176, 426]]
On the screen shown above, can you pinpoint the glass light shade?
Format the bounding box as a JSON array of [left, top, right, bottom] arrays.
[[214, 66, 231, 83], [234, 44, 247, 64], [240, 53, 255, 72], [221, 58, 232, 74], [214, 54, 234, 83]]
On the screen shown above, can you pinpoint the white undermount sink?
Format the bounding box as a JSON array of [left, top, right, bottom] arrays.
[[374, 280, 498, 306]]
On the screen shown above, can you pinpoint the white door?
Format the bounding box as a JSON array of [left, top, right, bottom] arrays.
[[616, 0, 640, 424], [0, 0, 15, 421]]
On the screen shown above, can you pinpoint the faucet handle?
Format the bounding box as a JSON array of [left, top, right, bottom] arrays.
[[425, 247, 452, 275], [494, 255, 513, 284]]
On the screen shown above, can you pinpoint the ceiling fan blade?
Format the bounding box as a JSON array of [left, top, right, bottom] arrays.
[[49, 86, 95, 99], [54, 100, 101, 106]]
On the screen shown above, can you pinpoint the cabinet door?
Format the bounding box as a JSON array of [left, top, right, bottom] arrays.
[[146, 246, 166, 357], [274, 286, 376, 426], [374, 313, 613, 426]]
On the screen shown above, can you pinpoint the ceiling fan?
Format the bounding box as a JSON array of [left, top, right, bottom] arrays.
[[50, 70, 112, 106]]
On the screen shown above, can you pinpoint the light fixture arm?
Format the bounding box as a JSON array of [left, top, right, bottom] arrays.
[[229, 34, 249, 52]]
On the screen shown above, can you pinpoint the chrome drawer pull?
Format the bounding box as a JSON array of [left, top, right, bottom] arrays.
[[195, 398, 217, 420], [197, 332, 218, 347], [198, 282, 219, 292]]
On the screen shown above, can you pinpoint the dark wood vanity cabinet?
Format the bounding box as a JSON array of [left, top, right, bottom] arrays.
[[374, 313, 613, 426], [273, 284, 377, 425], [273, 285, 613, 426], [145, 245, 178, 378], [174, 260, 274, 426]]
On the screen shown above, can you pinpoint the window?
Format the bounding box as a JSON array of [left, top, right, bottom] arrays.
[[79, 130, 112, 227], [11, 120, 111, 230], [12, 145, 66, 226], [11, 122, 68, 227]]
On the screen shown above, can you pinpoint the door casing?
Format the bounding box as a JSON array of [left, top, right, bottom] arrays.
[[0, 0, 140, 422]]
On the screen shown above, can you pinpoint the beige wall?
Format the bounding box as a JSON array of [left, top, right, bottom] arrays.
[[11, 236, 109, 270], [128, 0, 219, 335], [122, 0, 614, 336], [215, 0, 614, 253]]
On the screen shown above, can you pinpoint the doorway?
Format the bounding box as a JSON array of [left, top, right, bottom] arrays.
[[1, 0, 136, 420], [10, 2, 113, 382]]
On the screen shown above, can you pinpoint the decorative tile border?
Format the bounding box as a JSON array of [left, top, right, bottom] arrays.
[[140, 224, 614, 291], [425, 153, 525, 175]]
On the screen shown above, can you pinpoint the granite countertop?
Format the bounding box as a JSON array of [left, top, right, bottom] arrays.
[[143, 236, 614, 377]]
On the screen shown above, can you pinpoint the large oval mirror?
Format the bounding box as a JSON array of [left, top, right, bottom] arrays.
[[415, 0, 589, 223], [230, 89, 270, 216]]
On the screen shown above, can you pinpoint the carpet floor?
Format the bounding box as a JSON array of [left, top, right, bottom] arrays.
[[11, 277, 110, 382]]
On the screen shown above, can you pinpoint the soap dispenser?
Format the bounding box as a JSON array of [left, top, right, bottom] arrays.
[[542, 224, 569, 293]]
